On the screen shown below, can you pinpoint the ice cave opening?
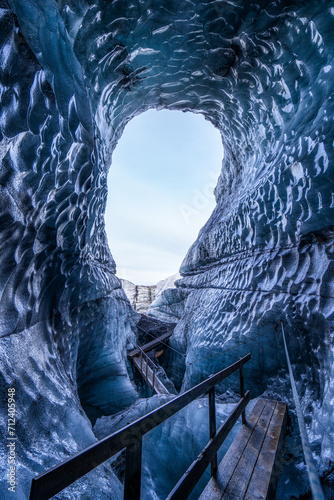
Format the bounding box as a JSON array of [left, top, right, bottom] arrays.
[[1, 0, 334, 499], [105, 108, 223, 286]]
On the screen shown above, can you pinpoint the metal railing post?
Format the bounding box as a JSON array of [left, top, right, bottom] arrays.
[[239, 365, 246, 424], [208, 387, 217, 476], [124, 436, 142, 500]]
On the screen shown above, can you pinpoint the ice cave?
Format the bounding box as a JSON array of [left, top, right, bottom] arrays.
[[0, 0, 334, 499]]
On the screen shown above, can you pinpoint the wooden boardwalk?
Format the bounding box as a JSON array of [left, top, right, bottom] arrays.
[[29, 346, 288, 500], [132, 355, 170, 395], [128, 332, 173, 395], [128, 331, 173, 357], [199, 398, 287, 500]]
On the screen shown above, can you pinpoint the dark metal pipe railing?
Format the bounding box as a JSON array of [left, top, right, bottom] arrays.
[[281, 324, 325, 500], [29, 352, 251, 500]]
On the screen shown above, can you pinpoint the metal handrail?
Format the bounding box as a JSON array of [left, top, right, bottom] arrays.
[[29, 353, 251, 500], [137, 345, 158, 393], [167, 391, 250, 499], [281, 324, 325, 500]]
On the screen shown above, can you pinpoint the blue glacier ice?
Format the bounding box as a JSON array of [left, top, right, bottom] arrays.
[[0, 0, 334, 498]]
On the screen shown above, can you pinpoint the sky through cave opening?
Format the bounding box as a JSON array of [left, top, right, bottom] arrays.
[[105, 109, 224, 285]]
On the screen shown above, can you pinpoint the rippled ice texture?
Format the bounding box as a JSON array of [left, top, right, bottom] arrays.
[[0, 0, 334, 498]]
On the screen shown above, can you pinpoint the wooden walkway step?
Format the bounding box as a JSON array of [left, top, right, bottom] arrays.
[[132, 355, 170, 395], [128, 331, 173, 358], [199, 398, 287, 500]]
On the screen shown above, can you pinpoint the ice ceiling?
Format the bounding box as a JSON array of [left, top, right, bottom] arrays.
[[0, 0, 334, 497]]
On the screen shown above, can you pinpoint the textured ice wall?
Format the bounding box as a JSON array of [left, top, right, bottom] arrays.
[[0, 0, 334, 497], [0, 1, 137, 497], [147, 273, 183, 322]]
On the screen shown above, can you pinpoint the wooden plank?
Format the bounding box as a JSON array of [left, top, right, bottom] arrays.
[[167, 392, 250, 500], [222, 400, 276, 499], [199, 399, 287, 500], [132, 356, 170, 395], [268, 402, 288, 497], [128, 331, 173, 357], [199, 398, 267, 500], [244, 402, 287, 500]]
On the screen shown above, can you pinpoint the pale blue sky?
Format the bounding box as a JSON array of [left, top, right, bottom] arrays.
[[105, 109, 223, 285]]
